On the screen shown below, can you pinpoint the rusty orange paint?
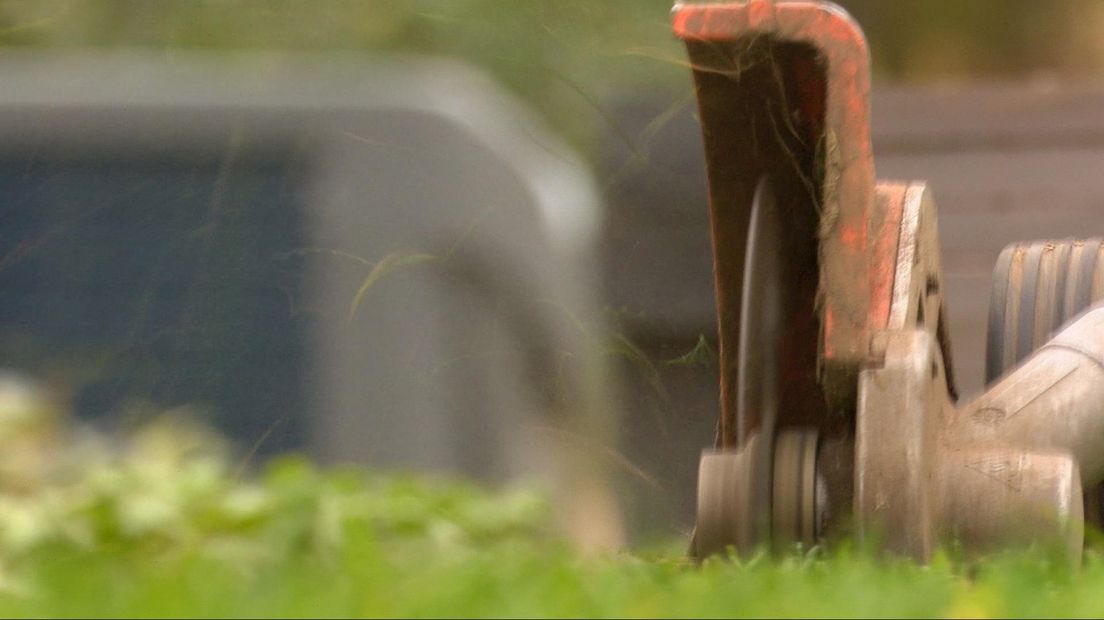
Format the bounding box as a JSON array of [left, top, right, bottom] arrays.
[[870, 183, 909, 335], [840, 224, 862, 249], [673, 1, 897, 374]]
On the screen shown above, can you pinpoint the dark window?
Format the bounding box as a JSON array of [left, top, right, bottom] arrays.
[[0, 150, 308, 454]]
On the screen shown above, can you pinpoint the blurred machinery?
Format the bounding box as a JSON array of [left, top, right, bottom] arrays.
[[669, 0, 1104, 561], [604, 55, 1104, 543]]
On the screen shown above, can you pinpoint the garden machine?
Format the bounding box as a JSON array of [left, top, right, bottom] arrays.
[[675, 0, 1104, 563]]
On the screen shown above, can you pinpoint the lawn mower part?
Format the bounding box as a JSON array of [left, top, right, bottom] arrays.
[[987, 239, 1104, 385], [986, 239, 1104, 528], [674, 0, 1094, 563]]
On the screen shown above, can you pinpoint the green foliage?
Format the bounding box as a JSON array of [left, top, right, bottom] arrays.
[[0, 415, 555, 616], [0, 0, 1100, 156], [2, 415, 1104, 617], [0, 0, 688, 152], [0, 395, 1097, 617]]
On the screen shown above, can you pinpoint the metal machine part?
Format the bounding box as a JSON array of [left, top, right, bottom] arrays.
[[674, 0, 1098, 563], [987, 239, 1104, 384], [771, 428, 822, 549], [987, 239, 1104, 526], [694, 435, 766, 557], [694, 428, 821, 557], [694, 176, 824, 556], [736, 177, 786, 451]]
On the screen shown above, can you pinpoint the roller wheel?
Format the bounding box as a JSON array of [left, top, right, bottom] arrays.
[[692, 429, 822, 558], [986, 238, 1104, 525], [771, 428, 821, 550], [692, 177, 823, 558], [693, 434, 768, 558]]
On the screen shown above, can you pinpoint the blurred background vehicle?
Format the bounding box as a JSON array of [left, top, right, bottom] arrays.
[[3, 0, 1104, 543], [0, 51, 622, 546]]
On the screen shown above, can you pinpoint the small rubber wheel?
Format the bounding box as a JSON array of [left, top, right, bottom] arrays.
[[693, 434, 768, 559], [771, 429, 820, 550], [987, 239, 1104, 383], [986, 238, 1104, 526]]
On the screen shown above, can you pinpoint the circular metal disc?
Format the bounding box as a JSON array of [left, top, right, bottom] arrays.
[[771, 429, 819, 549], [693, 177, 787, 559], [694, 435, 765, 558], [987, 239, 1104, 384], [736, 176, 785, 443], [731, 176, 785, 554]]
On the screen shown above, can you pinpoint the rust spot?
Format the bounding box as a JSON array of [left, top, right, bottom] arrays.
[[840, 224, 861, 248]]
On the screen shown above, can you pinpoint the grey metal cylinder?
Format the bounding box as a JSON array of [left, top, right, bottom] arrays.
[[960, 306, 1104, 486], [939, 448, 1082, 562]]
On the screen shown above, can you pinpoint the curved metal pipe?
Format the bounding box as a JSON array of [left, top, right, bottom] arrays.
[[955, 305, 1104, 486]]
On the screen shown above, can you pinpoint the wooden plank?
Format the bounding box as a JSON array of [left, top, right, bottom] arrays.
[[875, 89, 1104, 396], [873, 82, 1104, 152]]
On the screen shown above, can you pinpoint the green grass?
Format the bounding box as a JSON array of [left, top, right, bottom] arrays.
[[2, 419, 1104, 617]]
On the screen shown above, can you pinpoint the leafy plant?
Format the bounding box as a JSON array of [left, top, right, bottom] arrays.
[[0, 403, 1103, 617]]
